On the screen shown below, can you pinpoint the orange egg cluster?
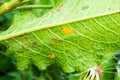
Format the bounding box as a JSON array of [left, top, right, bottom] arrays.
[[48, 54, 56, 59], [61, 27, 74, 34]]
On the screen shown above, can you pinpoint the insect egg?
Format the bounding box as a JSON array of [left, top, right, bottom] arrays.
[[61, 27, 74, 34], [48, 54, 56, 59]]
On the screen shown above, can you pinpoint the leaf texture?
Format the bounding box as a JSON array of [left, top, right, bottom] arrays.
[[0, 0, 120, 73]]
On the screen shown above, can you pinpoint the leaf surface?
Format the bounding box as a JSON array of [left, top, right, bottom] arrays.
[[0, 0, 120, 73]]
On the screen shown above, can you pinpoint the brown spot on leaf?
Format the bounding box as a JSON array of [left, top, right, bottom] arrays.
[[57, 9, 61, 12], [82, 6, 89, 10], [57, 4, 63, 12], [52, 38, 62, 43], [21, 45, 26, 49], [30, 40, 39, 45]]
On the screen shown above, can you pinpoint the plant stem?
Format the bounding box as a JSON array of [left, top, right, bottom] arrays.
[[0, 0, 28, 15], [16, 5, 53, 10]]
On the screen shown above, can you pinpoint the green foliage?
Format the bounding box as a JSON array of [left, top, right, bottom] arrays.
[[0, 0, 120, 80], [0, 10, 20, 31]]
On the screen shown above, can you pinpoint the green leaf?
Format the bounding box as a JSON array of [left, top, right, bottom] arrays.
[[0, 0, 120, 73]]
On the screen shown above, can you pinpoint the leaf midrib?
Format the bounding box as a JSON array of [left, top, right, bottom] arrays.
[[0, 10, 119, 41]]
